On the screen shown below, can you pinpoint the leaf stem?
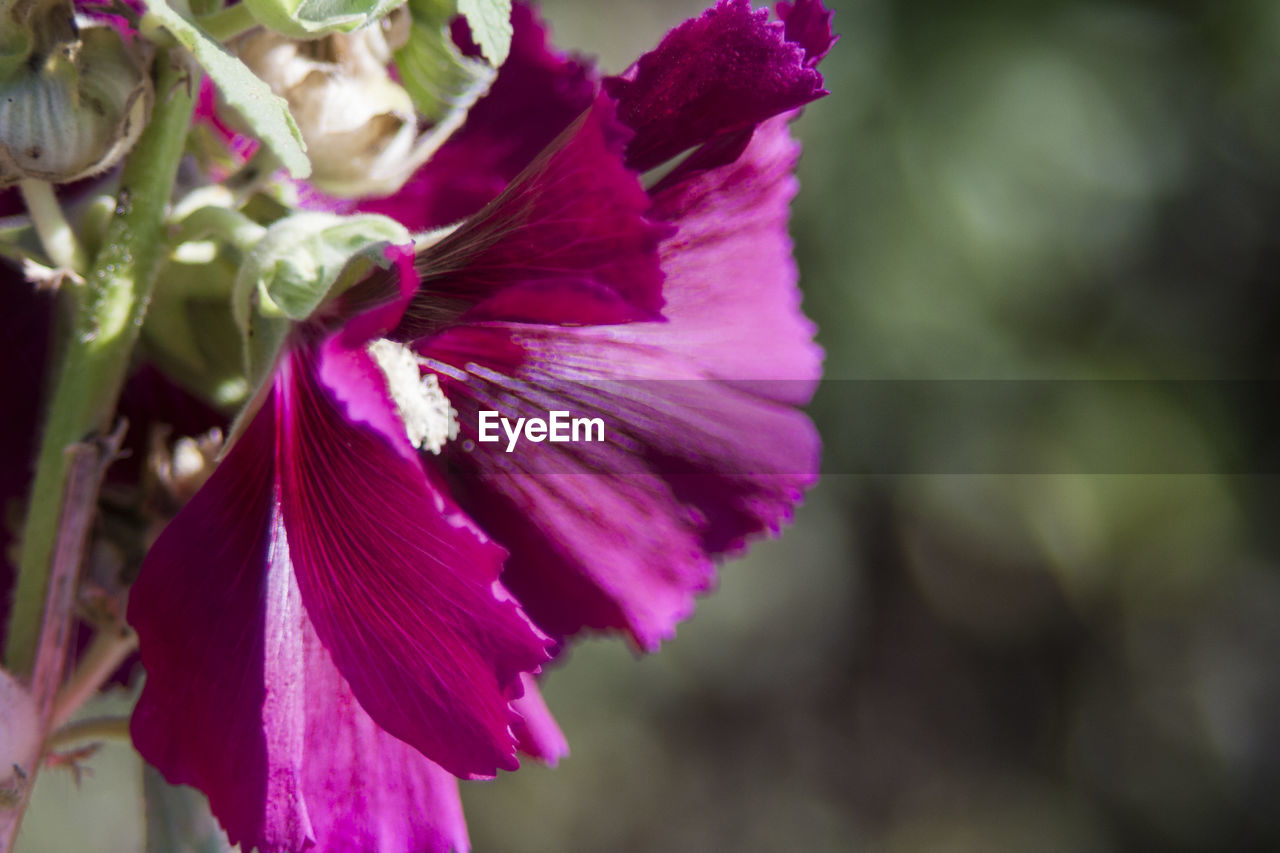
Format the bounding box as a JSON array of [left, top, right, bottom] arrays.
[[17, 180, 89, 273], [3, 54, 198, 676], [170, 204, 266, 250], [46, 716, 132, 751], [49, 623, 138, 732], [0, 427, 126, 851]]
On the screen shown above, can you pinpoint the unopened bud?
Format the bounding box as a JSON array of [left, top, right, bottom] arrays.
[[234, 13, 421, 198]]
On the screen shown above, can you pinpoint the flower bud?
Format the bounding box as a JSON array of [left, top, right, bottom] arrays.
[[0, 5, 153, 187], [233, 12, 422, 198]]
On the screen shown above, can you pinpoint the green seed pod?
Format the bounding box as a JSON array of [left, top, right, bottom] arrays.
[[0, 5, 153, 188]]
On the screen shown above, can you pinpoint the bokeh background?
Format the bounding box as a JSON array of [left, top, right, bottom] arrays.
[[19, 0, 1280, 850]]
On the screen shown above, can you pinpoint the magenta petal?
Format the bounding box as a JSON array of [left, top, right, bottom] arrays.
[[413, 114, 821, 650], [420, 326, 818, 651], [777, 0, 838, 66], [512, 673, 569, 765], [397, 95, 669, 336], [278, 346, 550, 779], [130, 409, 473, 851], [286, 547, 472, 853], [132, 337, 555, 846], [130, 404, 304, 849], [360, 3, 596, 231], [604, 0, 829, 173], [645, 115, 822, 403], [329, 243, 420, 343]]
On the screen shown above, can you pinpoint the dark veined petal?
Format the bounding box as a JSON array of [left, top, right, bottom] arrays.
[[130, 402, 302, 849], [130, 403, 474, 852], [394, 94, 669, 337], [412, 115, 820, 650], [284, 534, 473, 853], [421, 325, 818, 650], [358, 3, 596, 232], [130, 337, 551, 847], [604, 0, 831, 173], [283, 342, 551, 779]]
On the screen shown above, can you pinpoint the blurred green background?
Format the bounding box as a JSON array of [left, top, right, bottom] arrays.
[[469, 2, 1280, 851], [21, 1, 1280, 851]]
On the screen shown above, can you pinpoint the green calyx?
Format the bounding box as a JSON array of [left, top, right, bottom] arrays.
[[395, 0, 497, 124], [231, 212, 411, 392]]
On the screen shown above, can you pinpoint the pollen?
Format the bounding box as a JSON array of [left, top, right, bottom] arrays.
[[368, 339, 458, 454]]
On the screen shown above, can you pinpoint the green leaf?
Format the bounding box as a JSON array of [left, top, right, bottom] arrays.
[[243, 0, 404, 39], [396, 0, 497, 123], [141, 0, 311, 178], [231, 212, 410, 390], [459, 0, 513, 67], [143, 248, 251, 408]]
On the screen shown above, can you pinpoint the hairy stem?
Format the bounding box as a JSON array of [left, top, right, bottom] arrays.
[[4, 54, 197, 675], [0, 429, 125, 852]]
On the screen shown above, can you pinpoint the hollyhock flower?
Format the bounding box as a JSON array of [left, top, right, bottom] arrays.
[[128, 2, 834, 852]]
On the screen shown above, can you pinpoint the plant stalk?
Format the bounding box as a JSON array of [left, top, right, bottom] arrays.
[[4, 53, 198, 675]]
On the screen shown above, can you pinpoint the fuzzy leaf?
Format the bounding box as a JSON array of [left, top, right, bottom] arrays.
[[243, 0, 404, 38], [459, 0, 513, 66], [232, 213, 410, 391], [142, 0, 310, 178]]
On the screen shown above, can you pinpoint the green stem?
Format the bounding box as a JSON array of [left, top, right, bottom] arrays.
[[49, 623, 138, 731], [46, 716, 132, 750], [194, 2, 258, 42], [18, 180, 89, 273], [171, 204, 266, 250], [4, 54, 198, 675]]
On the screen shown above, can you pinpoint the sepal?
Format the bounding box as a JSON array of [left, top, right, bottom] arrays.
[[231, 212, 410, 391], [142, 0, 311, 178], [394, 0, 497, 124]]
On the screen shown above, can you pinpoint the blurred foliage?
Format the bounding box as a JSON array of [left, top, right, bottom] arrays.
[[470, 2, 1280, 852], [21, 1, 1280, 851]]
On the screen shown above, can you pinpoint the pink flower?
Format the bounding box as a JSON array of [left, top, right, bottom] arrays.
[[127, 2, 835, 851]]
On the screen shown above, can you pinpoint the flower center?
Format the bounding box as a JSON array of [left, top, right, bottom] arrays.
[[367, 339, 458, 454]]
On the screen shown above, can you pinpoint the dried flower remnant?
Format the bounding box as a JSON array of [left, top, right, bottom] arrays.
[[232, 12, 421, 197]]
